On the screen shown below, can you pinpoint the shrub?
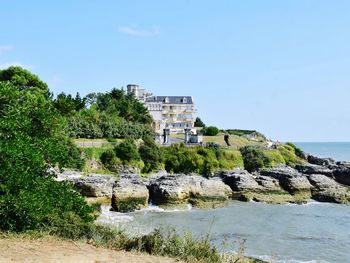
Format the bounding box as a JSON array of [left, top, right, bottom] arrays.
[[203, 126, 220, 136], [285, 142, 305, 159], [264, 150, 286, 166], [216, 149, 244, 170], [240, 146, 272, 172], [114, 140, 140, 162], [139, 137, 164, 173], [278, 144, 303, 167], [0, 76, 93, 233]]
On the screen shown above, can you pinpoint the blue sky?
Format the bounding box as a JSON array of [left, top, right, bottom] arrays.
[[1, 0, 350, 142]]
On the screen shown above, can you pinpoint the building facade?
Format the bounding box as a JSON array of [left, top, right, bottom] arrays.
[[127, 84, 196, 134]]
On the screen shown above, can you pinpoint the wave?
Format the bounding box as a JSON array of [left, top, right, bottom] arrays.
[[137, 203, 193, 213], [252, 254, 329, 263], [96, 205, 134, 225]]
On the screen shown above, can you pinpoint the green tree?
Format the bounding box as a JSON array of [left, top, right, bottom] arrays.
[[0, 78, 92, 232], [139, 137, 164, 173], [114, 140, 140, 162], [0, 66, 51, 98], [203, 126, 220, 136], [194, 117, 206, 127]]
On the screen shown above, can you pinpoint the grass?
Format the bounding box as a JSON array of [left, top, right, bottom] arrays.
[[0, 224, 265, 263], [203, 133, 260, 149]]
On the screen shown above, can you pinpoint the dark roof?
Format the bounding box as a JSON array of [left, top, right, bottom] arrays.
[[146, 96, 193, 104]]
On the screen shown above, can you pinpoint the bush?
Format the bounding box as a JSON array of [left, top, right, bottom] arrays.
[[285, 142, 305, 159], [114, 140, 140, 162], [240, 146, 272, 172], [139, 137, 164, 173], [203, 126, 220, 136], [277, 144, 303, 167], [162, 145, 243, 175], [0, 75, 93, 233]]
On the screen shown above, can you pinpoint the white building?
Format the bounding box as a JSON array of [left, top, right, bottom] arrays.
[[127, 84, 197, 134]]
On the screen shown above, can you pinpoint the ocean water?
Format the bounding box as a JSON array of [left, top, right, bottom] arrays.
[[98, 202, 350, 263], [294, 142, 350, 162], [97, 143, 350, 262]]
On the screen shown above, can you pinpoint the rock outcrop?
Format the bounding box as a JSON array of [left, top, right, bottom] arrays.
[[259, 166, 312, 203], [219, 169, 298, 204], [149, 174, 231, 208], [295, 164, 333, 177], [111, 175, 149, 212], [307, 174, 350, 204], [333, 165, 350, 186], [307, 155, 335, 166], [73, 174, 116, 198]]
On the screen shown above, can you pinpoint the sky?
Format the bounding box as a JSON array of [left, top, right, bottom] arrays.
[[1, 0, 350, 142]]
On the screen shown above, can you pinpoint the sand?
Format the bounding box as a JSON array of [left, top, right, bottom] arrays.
[[0, 236, 180, 263]]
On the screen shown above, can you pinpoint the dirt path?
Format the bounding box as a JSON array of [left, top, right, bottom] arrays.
[[0, 237, 180, 263]]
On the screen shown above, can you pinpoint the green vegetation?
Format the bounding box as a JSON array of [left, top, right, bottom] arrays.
[[115, 140, 141, 162], [53, 87, 154, 140], [240, 146, 273, 172], [3, 225, 261, 263], [139, 137, 164, 173], [285, 142, 305, 159], [0, 67, 93, 232], [194, 117, 206, 127], [162, 144, 244, 175], [202, 126, 220, 136], [277, 144, 305, 166], [240, 144, 304, 172]]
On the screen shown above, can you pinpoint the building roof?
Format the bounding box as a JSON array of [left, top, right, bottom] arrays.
[[146, 96, 193, 104]]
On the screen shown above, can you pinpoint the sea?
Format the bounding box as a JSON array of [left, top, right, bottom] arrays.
[[98, 142, 350, 263]]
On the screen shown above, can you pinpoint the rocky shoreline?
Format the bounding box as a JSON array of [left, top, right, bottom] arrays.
[[57, 155, 350, 212]]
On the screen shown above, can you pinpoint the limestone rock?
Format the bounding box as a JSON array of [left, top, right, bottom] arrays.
[[73, 174, 116, 198], [220, 170, 261, 192], [295, 164, 333, 177], [307, 155, 335, 166], [149, 174, 231, 208], [217, 170, 293, 204], [259, 166, 312, 202], [308, 174, 350, 204], [333, 165, 350, 186], [111, 175, 149, 212]]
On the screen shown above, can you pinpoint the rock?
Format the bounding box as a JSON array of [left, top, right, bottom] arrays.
[[255, 176, 282, 192], [307, 174, 350, 204], [307, 155, 335, 166], [73, 174, 116, 198], [219, 170, 295, 204], [295, 164, 333, 177], [259, 166, 312, 203], [56, 170, 84, 181], [190, 178, 232, 208], [111, 175, 149, 212], [333, 165, 350, 186], [149, 174, 231, 208], [220, 170, 261, 192]]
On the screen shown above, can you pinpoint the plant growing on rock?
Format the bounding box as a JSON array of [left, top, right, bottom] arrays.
[[240, 146, 272, 172]]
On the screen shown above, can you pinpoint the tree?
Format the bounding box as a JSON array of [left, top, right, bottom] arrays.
[[0, 76, 92, 232], [194, 117, 206, 127], [0, 66, 51, 98], [139, 136, 164, 173], [114, 140, 140, 162], [203, 126, 220, 136], [53, 92, 86, 116]]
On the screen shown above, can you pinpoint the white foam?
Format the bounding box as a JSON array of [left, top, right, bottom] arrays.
[[252, 254, 329, 263], [137, 203, 192, 213], [96, 205, 134, 225]]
